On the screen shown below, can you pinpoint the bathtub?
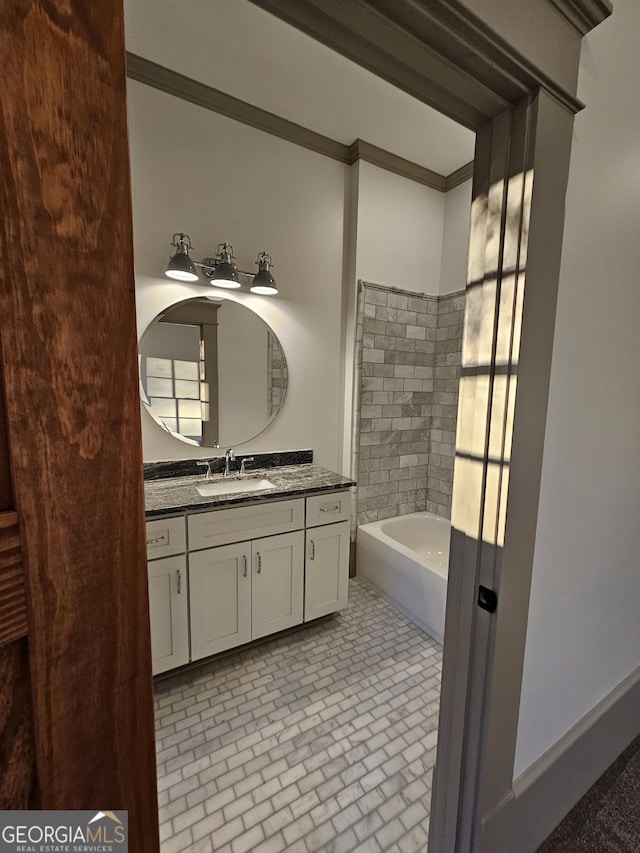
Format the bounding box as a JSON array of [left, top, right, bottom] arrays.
[[356, 512, 450, 644]]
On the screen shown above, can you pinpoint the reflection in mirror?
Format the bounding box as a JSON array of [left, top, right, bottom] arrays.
[[139, 298, 287, 447]]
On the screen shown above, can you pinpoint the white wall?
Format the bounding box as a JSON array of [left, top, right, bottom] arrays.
[[439, 179, 472, 295], [128, 80, 347, 468], [515, 0, 640, 777], [355, 161, 445, 293], [217, 301, 269, 442]]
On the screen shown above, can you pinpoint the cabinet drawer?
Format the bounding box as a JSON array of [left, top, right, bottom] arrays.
[[306, 492, 351, 528], [146, 515, 186, 560], [188, 498, 305, 551]]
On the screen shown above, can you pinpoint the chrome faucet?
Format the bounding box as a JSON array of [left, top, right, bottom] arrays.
[[224, 448, 235, 478], [197, 460, 213, 479], [240, 457, 254, 476]]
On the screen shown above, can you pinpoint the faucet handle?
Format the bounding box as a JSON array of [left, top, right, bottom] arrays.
[[197, 460, 213, 479], [240, 457, 255, 476]]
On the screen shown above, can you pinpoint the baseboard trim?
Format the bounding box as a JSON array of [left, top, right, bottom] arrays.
[[482, 663, 640, 853]]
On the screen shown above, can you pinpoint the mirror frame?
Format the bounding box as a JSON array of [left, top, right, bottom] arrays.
[[138, 295, 288, 448]]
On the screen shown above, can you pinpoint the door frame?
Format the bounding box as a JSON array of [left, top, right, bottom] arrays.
[[247, 2, 608, 850]]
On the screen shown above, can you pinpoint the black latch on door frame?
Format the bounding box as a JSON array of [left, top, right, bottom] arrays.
[[478, 585, 498, 613]]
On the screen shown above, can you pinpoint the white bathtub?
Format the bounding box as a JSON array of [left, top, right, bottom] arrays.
[[356, 512, 450, 644]]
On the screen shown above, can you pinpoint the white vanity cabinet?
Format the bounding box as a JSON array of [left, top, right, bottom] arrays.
[[146, 516, 189, 675], [146, 487, 352, 673]]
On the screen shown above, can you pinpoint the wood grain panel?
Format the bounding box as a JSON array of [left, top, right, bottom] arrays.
[[0, 3, 159, 849], [0, 365, 13, 512], [0, 512, 27, 646], [0, 639, 38, 808]]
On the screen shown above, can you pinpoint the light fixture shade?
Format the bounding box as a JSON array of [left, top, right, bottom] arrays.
[[211, 261, 241, 289], [203, 243, 242, 289], [165, 233, 198, 281], [166, 252, 198, 281], [250, 252, 278, 295]]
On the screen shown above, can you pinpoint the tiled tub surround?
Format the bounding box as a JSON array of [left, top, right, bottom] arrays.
[[354, 284, 464, 526], [155, 579, 441, 853], [145, 462, 355, 516], [428, 291, 465, 516]]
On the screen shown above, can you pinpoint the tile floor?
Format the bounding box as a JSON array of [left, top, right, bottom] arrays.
[[154, 579, 442, 853]]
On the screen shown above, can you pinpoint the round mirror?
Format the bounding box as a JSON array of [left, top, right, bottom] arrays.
[[139, 297, 288, 447]]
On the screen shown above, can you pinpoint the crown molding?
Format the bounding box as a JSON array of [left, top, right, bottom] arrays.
[[445, 160, 475, 191], [547, 0, 613, 35], [126, 53, 474, 194], [349, 139, 447, 191], [126, 53, 350, 164]]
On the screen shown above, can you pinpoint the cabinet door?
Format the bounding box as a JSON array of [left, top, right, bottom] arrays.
[[189, 543, 251, 660], [305, 521, 350, 620], [252, 531, 304, 639], [148, 555, 189, 675]]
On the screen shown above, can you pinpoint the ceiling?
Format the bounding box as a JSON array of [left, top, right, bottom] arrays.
[[124, 0, 475, 178]]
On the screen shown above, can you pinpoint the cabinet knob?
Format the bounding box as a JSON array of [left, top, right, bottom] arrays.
[[310, 540, 315, 560], [256, 552, 262, 573], [243, 555, 248, 578], [146, 533, 167, 546], [320, 504, 340, 514], [176, 568, 182, 594]]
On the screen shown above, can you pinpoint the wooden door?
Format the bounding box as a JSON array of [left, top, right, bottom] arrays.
[[189, 543, 252, 658], [305, 521, 350, 620], [0, 361, 36, 809], [0, 2, 159, 847], [252, 532, 304, 639]]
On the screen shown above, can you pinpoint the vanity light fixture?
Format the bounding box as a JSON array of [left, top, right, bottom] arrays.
[[164, 233, 278, 295], [165, 233, 199, 282], [201, 243, 241, 289], [250, 252, 278, 295]]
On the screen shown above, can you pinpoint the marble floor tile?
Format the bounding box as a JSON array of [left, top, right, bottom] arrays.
[[155, 579, 442, 852]]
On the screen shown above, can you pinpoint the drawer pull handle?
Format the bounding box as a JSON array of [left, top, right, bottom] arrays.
[[256, 553, 262, 573], [147, 534, 167, 546], [176, 569, 182, 595], [320, 505, 340, 513], [243, 555, 248, 578], [310, 540, 315, 560]]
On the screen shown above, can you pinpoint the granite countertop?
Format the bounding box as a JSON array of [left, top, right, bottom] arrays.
[[145, 464, 356, 517]]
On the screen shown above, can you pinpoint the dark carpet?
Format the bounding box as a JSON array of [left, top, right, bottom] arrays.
[[537, 734, 640, 852]]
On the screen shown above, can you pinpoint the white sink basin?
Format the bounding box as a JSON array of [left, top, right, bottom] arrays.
[[196, 477, 277, 497]]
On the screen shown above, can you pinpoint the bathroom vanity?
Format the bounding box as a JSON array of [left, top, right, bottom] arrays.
[[144, 461, 355, 675]]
